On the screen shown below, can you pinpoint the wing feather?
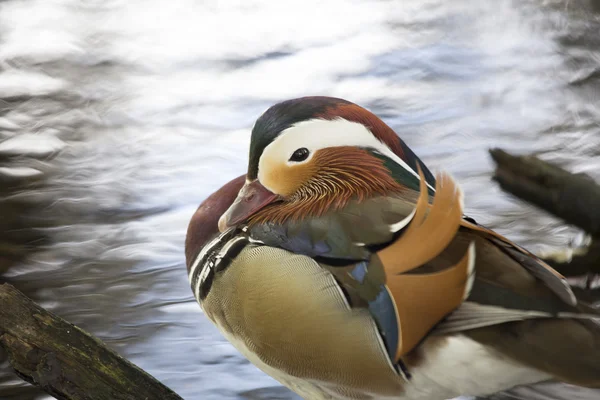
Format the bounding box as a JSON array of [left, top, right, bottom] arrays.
[[373, 165, 475, 359], [378, 165, 465, 275], [434, 302, 599, 335], [460, 219, 577, 306]]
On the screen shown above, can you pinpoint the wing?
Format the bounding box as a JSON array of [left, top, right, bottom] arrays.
[[432, 227, 600, 336], [323, 166, 476, 362], [460, 218, 577, 306], [323, 165, 599, 366]]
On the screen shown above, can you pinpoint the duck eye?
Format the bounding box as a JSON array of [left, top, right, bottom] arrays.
[[289, 147, 310, 162]]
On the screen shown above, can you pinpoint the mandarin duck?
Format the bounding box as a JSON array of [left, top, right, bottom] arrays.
[[185, 96, 600, 400]]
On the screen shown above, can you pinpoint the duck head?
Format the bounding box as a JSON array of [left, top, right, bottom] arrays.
[[219, 96, 436, 230]]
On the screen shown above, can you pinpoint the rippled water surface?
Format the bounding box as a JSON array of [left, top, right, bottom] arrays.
[[1, 1, 600, 399]]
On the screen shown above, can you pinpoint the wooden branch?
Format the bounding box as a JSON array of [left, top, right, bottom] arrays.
[[0, 283, 184, 400], [489, 148, 600, 236], [490, 148, 600, 277]]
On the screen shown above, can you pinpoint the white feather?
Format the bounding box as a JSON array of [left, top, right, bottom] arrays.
[[402, 335, 550, 399], [463, 241, 476, 300], [389, 207, 417, 233]]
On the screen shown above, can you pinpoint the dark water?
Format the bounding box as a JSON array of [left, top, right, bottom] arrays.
[[0, 1, 599, 399]]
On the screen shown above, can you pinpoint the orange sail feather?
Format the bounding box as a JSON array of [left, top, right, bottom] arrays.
[[375, 165, 475, 360]]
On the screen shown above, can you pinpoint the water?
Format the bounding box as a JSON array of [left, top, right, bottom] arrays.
[[0, 0, 599, 399]]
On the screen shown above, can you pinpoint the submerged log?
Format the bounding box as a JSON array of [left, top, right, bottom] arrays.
[[0, 283, 184, 400], [489, 148, 600, 277], [490, 148, 600, 236]]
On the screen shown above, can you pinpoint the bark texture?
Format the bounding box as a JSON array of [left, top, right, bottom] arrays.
[[0, 283, 183, 400]]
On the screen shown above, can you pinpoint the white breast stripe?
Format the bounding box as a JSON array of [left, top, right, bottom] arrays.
[[215, 236, 247, 262], [195, 258, 213, 301], [188, 227, 236, 282], [190, 227, 245, 302]]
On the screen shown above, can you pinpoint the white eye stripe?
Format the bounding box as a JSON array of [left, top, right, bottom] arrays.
[[189, 228, 250, 303], [258, 118, 435, 193], [188, 228, 233, 282]]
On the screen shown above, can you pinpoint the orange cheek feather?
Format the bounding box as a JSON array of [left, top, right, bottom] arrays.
[[251, 148, 404, 225], [263, 162, 316, 198]]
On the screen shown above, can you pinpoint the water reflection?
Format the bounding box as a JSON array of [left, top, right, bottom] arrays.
[[0, 0, 599, 399]]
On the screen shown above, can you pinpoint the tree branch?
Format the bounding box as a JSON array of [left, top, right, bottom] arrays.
[[0, 283, 184, 400], [489, 148, 600, 235], [489, 148, 600, 277]]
